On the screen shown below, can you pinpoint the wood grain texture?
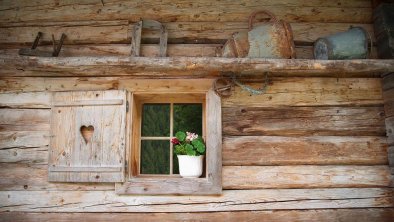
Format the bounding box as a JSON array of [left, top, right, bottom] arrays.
[[0, 1, 372, 24], [223, 78, 383, 107], [0, 146, 48, 164], [0, 22, 374, 45], [382, 73, 394, 91], [49, 90, 127, 182], [0, 131, 49, 149], [0, 78, 383, 108], [0, 163, 114, 191], [0, 92, 51, 109], [1, 56, 393, 77], [223, 165, 392, 189], [223, 136, 388, 165], [223, 106, 385, 136], [0, 188, 392, 212], [383, 88, 394, 117], [385, 117, 394, 146], [0, 109, 50, 131], [0, 78, 215, 93], [1, 209, 394, 222]]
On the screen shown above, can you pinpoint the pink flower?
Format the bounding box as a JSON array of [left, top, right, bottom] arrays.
[[186, 132, 198, 141], [171, 138, 180, 145]]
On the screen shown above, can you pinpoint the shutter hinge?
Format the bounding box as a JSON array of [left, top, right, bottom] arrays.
[[126, 101, 129, 112]]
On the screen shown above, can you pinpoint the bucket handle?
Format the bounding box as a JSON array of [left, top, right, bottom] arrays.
[[248, 10, 278, 30]]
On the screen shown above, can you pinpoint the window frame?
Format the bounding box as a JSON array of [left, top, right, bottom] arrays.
[[116, 88, 222, 195]]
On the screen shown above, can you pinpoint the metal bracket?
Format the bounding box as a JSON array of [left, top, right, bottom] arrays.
[[19, 32, 67, 57]]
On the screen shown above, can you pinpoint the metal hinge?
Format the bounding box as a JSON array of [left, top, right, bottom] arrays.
[[126, 101, 129, 112]]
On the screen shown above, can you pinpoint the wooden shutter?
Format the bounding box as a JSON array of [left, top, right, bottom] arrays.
[[49, 90, 127, 182]]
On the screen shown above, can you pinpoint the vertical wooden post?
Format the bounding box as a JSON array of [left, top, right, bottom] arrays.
[[382, 72, 394, 176]]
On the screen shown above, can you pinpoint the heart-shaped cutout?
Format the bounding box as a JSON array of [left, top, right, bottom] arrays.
[[80, 125, 94, 144]]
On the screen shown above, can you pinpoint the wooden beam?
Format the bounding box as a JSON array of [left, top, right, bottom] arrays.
[[1, 56, 393, 77], [1, 209, 394, 222], [222, 106, 385, 136], [0, 188, 392, 212], [223, 78, 383, 107], [223, 165, 392, 189], [223, 136, 388, 165]]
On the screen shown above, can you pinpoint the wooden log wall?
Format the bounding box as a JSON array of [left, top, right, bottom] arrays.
[[0, 0, 393, 221], [383, 73, 394, 175]]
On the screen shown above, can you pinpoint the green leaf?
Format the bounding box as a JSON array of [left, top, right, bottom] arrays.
[[174, 144, 186, 155], [192, 139, 205, 154], [175, 131, 186, 142], [185, 144, 196, 156]]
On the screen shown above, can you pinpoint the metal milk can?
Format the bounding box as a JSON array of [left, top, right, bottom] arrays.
[[314, 26, 371, 60], [222, 10, 296, 59]]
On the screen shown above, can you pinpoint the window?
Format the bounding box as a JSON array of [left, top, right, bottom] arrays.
[[48, 80, 222, 195], [116, 90, 222, 195]]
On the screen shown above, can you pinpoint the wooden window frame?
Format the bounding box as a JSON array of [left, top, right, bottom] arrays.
[[116, 89, 222, 195]]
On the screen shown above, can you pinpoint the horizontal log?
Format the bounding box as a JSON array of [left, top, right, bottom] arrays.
[[1, 209, 394, 222], [389, 146, 394, 168], [223, 106, 385, 136], [223, 165, 392, 189], [1, 188, 392, 212], [0, 1, 372, 24], [0, 109, 50, 131], [0, 146, 47, 164], [0, 136, 387, 166], [1, 56, 393, 77], [0, 22, 374, 45], [0, 164, 391, 191], [0, 0, 372, 12], [0, 77, 383, 108], [0, 92, 51, 108], [0, 131, 49, 149], [223, 78, 383, 107], [223, 136, 388, 165], [0, 164, 114, 191]]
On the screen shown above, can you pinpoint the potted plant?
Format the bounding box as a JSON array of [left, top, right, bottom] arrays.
[[171, 131, 206, 178]]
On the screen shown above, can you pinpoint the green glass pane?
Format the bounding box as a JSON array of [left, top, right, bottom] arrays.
[[173, 104, 203, 136], [142, 104, 170, 137], [140, 140, 170, 174], [173, 152, 179, 174]]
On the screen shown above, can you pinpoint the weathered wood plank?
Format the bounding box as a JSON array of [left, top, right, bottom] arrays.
[[0, 131, 49, 149], [389, 146, 394, 168], [223, 78, 383, 107], [0, 0, 373, 12], [0, 78, 383, 108], [0, 1, 372, 24], [1, 56, 393, 77], [223, 165, 392, 189], [0, 78, 214, 93], [223, 136, 388, 165], [0, 164, 114, 191], [0, 92, 51, 109], [0, 146, 47, 164], [223, 106, 385, 136], [0, 188, 392, 212], [1, 209, 394, 222], [383, 88, 394, 117], [382, 73, 394, 91], [0, 109, 50, 131], [0, 22, 374, 45], [385, 117, 394, 146], [1, 156, 391, 191]]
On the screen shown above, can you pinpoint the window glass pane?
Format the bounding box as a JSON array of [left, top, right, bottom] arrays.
[[140, 140, 170, 174], [142, 104, 170, 137], [173, 104, 203, 136]]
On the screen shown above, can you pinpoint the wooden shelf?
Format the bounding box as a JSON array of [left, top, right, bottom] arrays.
[[1, 55, 394, 78]]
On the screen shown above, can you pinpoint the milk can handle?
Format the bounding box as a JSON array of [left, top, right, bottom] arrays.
[[249, 10, 278, 30]]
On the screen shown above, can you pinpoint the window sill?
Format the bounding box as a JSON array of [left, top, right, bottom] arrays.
[[115, 176, 222, 195]]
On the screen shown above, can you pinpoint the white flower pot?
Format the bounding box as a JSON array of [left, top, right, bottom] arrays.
[[177, 155, 204, 178]]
